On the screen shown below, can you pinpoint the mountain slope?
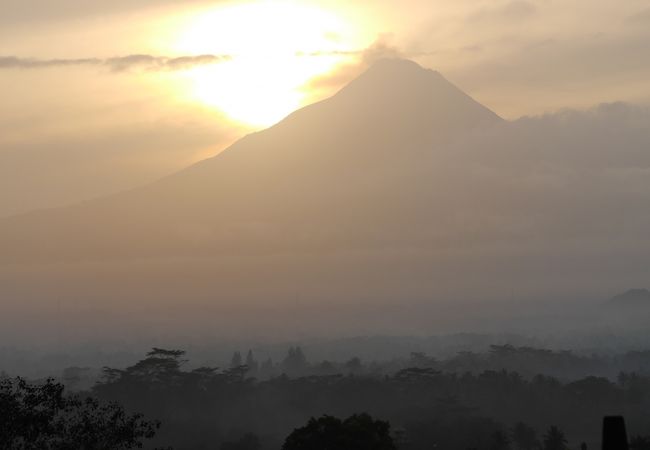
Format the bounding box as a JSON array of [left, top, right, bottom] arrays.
[[0, 58, 502, 262]]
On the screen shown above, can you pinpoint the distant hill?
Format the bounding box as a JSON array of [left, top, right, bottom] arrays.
[[609, 289, 650, 307]]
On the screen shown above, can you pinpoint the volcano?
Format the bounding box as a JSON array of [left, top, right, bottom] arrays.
[[3, 59, 650, 339], [0, 59, 501, 262]]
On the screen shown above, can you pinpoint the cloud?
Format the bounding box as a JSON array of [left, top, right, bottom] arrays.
[[297, 34, 437, 62], [468, 0, 538, 23], [298, 36, 406, 97], [0, 54, 230, 72], [0, 0, 213, 26], [360, 34, 404, 64], [0, 56, 101, 68], [302, 35, 427, 67], [300, 36, 442, 99], [479, 32, 650, 85]]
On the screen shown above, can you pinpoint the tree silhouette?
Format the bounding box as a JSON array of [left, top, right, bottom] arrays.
[[345, 357, 363, 373], [409, 352, 437, 368], [78, 347, 650, 450], [99, 347, 187, 388], [259, 357, 274, 378], [511, 422, 538, 450], [246, 350, 259, 375], [543, 426, 568, 450], [220, 433, 261, 450], [282, 347, 308, 375], [491, 430, 511, 450], [282, 414, 396, 450], [231, 351, 243, 369], [0, 377, 161, 449]]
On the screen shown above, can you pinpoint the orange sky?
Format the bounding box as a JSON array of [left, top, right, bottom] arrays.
[[1, 0, 650, 216]]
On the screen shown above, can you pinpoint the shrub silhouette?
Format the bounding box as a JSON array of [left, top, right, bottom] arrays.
[[282, 413, 396, 450]]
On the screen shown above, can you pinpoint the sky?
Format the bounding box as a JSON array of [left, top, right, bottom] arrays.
[[2, 0, 650, 217]]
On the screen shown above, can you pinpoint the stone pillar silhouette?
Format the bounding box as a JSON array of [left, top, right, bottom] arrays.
[[602, 416, 628, 450]]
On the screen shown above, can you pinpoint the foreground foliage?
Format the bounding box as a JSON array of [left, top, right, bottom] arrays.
[[0, 377, 160, 450]]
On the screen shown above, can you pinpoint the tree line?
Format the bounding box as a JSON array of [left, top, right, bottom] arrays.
[[92, 348, 650, 449], [4, 346, 650, 449]]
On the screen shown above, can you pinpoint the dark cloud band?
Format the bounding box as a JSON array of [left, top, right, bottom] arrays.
[[0, 54, 231, 72]]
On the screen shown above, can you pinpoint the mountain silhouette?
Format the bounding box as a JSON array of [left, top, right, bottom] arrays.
[[4, 58, 650, 339], [609, 289, 650, 308], [0, 58, 501, 262]]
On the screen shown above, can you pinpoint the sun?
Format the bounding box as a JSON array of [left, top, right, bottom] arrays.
[[173, 1, 360, 128]]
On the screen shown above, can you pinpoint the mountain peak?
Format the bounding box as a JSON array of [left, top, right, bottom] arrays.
[[325, 58, 501, 129], [364, 57, 439, 77], [337, 58, 444, 97]]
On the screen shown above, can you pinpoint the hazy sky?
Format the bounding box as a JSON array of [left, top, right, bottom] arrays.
[[2, 0, 650, 216]]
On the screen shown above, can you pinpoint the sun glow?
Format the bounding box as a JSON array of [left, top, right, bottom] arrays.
[[174, 1, 360, 127]]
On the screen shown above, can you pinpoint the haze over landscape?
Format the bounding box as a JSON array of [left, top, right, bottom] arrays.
[[2, 57, 650, 348], [2, 1, 650, 448]]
